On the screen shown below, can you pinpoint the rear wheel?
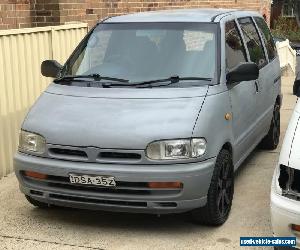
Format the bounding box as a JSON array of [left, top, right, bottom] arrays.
[[25, 195, 49, 208], [191, 149, 234, 226], [259, 103, 280, 150]]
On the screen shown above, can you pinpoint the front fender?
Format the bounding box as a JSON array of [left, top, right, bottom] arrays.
[[192, 86, 234, 162]]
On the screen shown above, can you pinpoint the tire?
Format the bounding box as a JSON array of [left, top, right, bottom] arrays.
[[259, 103, 280, 150], [191, 149, 234, 226], [25, 195, 49, 208]]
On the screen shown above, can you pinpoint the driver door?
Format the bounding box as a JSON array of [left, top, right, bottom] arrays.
[[225, 20, 258, 164]]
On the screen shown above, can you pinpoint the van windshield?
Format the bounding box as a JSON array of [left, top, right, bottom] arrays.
[[62, 22, 218, 86]]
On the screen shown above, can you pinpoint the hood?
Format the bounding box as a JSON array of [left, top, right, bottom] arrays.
[[22, 84, 208, 149]]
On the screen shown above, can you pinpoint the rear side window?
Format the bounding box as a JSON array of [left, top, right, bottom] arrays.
[[225, 21, 247, 70], [254, 17, 277, 61], [238, 17, 267, 68]]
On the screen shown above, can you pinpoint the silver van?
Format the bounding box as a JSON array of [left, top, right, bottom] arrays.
[[14, 9, 281, 225]]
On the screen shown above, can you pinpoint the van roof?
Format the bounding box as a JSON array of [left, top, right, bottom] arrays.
[[103, 8, 260, 23]]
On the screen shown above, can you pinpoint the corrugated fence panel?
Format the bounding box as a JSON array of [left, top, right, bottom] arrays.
[[0, 23, 88, 179]]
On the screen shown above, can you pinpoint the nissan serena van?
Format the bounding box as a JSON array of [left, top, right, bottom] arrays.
[[14, 9, 281, 225]]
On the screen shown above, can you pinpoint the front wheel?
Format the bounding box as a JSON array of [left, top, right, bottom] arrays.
[[191, 149, 234, 226]]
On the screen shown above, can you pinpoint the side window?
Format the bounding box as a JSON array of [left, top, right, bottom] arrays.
[[225, 21, 247, 70], [238, 17, 267, 68], [254, 17, 277, 61]]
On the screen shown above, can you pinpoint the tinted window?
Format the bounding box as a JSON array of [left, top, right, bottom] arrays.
[[225, 21, 247, 70], [254, 17, 277, 60], [238, 17, 267, 68]]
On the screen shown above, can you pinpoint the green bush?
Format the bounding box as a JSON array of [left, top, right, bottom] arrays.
[[272, 16, 300, 42]]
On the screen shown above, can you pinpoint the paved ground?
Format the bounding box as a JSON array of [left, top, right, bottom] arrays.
[[0, 77, 297, 250]]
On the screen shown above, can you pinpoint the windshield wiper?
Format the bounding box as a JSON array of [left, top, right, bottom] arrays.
[[54, 74, 129, 84], [100, 75, 212, 88], [134, 76, 212, 87]]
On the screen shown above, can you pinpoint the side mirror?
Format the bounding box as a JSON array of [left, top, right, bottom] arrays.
[[41, 60, 62, 78], [293, 73, 300, 97], [226, 62, 259, 84]]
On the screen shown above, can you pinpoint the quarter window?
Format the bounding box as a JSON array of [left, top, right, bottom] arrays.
[[254, 17, 277, 61], [225, 21, 247, 70], [238, 17, 267, 68]]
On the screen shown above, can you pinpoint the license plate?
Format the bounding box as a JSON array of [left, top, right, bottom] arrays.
[[69, 174, 116, 187]]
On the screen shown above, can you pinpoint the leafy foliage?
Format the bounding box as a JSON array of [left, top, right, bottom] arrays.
[[272, 16, 300, 42]]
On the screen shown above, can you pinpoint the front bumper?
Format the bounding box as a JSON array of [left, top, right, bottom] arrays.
[[14, 152, 215, 214], [271, 189, 300, 249]]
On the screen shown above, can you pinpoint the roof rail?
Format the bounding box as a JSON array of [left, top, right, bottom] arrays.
[[211, 10, 237, 22], [97, 16, 113, 24]]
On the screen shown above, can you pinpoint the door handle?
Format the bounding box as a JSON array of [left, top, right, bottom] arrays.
[[254, 80, 259, 93]]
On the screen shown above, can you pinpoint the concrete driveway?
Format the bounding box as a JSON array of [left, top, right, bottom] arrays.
[[0, 77, 297, 250]]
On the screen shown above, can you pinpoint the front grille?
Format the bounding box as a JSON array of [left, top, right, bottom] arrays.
[[278, 165, 300, 200], [49, 194, 148, 207], [156, 202, 177, 208], [49, 148, 88, 159], [30, 190, 43, 196], [22, 173, 182, 197], [46, 145, 144, 163], [49, 182, 153, 195], [98, 152, 141, 160], [291, 169, 300, 193]]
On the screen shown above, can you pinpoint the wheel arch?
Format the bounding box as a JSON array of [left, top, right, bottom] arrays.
[[221, 142, 233, 158]]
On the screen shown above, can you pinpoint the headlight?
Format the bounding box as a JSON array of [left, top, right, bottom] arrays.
[[18, 130, 46, 154], [146, 138, 206, 160]]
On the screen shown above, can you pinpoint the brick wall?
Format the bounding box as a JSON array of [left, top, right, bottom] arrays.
[[32, 0, 60, 27], [0, 0, 271, 30], [62, 0, 272, 28], [0, 0, 32, 29], [0, 0, 60, 29]]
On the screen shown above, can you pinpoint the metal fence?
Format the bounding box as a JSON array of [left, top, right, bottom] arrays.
[[0, 23, 88, 179]]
